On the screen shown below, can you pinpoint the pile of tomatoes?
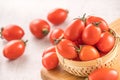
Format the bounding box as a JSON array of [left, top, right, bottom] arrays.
[[0, 8, 118, 80]]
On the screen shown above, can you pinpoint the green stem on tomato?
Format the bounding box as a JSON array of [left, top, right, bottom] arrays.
[[42, 28, 49, 36], [0, 27, 4, 39], [54, 34, 64, 45], [92, 22, 101, 27], [23, 40, 28, 46], [81, 13, 86, 22]]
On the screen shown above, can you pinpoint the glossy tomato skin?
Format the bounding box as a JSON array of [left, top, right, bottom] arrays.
[[49, 28, 64, 45], [42, 46, 56, 57], [56, 39, 77, 59], [42, 52, 59, 70], [86, 16, 109, 31], [1, 24, 24, 41], [82, 24, 101, 45], [79, 45, 100, 61], [29, 19, 50, 38], [47, 8, 68, 25], [89, 68, 119, 80], [96, 31, 115, 53], [64, 19, 85, 41], [3, 40, 26, 60]]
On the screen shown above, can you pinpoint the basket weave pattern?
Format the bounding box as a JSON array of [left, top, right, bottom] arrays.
[[56, 33, 120, 77]]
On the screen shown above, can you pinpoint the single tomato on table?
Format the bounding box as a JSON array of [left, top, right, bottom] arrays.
[[3, 40, 27, 60], [47, 8, 68, 25], [88, 68, 119, 80], [0, 24, 24, 41], [49, 28, 64, 45], [42, 52, 59, 70], [29, 19, 50, 38]]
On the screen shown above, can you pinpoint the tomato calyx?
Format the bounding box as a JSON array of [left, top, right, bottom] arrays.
[[23, 40, 28, 46], [42, 28, 49, 36], [54, 34, 64, 45], [73, 13, 86, 23], [92, 22, 101, 27], [109, 29, 116, 37], [0, 27, 4, 39]]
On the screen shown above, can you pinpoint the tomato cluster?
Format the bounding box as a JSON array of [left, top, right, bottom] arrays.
[[0, 8, 118, 80]]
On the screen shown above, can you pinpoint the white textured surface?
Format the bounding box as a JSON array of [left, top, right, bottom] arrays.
[[0, 0, 120, 80]]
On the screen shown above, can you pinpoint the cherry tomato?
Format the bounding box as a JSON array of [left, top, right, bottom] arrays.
[[64, 19, 85, 41], [82, 23, 101, 45], [42, 52, 59, 70], [56, 39, 77, 59], [86, 16, 109, 31], [3, 40, 27, 60], [79, 45, 100, 61], [0, 24, 24, 41], [42, 46, 56, 57], [29, 19, 50, 38], [96, 31, 115, 53], [47, 8, 68, 25], [88, 68, 119, 80], [49, 28, 64, 45]]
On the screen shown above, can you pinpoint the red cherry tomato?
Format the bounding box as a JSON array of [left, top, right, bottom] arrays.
[[96, 31, 115, 53], [42, 52, 59, 70], [29, 19, 50, 38], [56, 39, 77, 59], [49, 28, 64, 45], [1, 24, 24, 41], [64, 19, 85, 41], [86, 16, 109, 31], [47, 8, 68, 25], [88, 68, 119, 80], [82, 23, 101, 45], [79, 45, 100, 61], [42, 46, 56, 57], [3, 40, 27, 60]]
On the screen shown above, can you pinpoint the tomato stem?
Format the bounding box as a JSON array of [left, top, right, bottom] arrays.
[[92, 22, 101, 27], [81, 13, 86, 22], [0, 27, 4, 39], [109, 29, 116, 37], [54, 34, 64, 45], [24, 40, 28, 46], [42, 28, 49, 36]]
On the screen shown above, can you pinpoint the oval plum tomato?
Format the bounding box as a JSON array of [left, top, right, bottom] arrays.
[[0, 24, 24, 41], [79, 45, 100, 61], [47, 8, 68, 25], [86, 16, 109, 32], [88, 68, 119, 80], [49, 28, 64, 45], [3, 40, 27, 60], [42, 46, 56, 57], [82, 23, 101, 45], [64, 19, 85, 41], [29, 19, 50, 38], [56, 39, 77, 59], [96, 31, 115, 53], [42, 52, 59, 70]]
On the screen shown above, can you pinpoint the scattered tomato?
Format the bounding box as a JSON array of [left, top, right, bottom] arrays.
[[88, 68, 119, 80], [86, 16, 109, 31], [3, 40, 27, 60], [64, 19, 85, 41], [79, 45, 100, 61], [47, 8, 68, 25], [82, 23, 101, 45], [56, 39, 77, 59], [42, 52, 59, 70], [96, 31, 115, 53], [49, 28, 64, 45], [0, 24, 24, 41], [42, 46, 56, 57], [29, 19, 50, 38]]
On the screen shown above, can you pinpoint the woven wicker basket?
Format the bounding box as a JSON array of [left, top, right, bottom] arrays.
[[56, 29, 120, 77]]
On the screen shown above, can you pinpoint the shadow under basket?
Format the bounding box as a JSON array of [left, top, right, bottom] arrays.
[[56, 29, 120, 77]]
